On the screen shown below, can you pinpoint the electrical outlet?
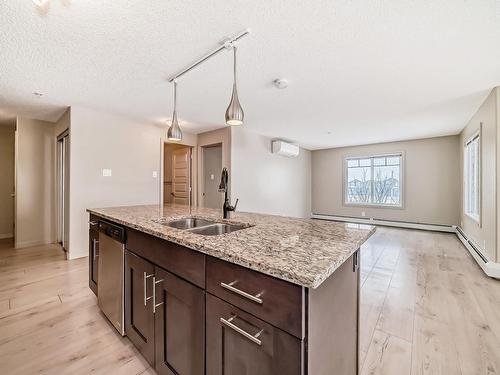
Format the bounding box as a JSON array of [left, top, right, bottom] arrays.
[[152, 171, 158, 178], [102, 168, 112, 177], [361, 211, 366, 217]]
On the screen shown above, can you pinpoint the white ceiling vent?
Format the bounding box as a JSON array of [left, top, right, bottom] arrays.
[[272, 140, 300, 158]]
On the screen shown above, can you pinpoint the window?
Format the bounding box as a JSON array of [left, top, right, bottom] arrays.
[[464, 134, 480, 223], [345, 153, 403, 207]]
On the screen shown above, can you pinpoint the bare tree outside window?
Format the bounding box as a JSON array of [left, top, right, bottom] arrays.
[[346, 154, 402, 206]]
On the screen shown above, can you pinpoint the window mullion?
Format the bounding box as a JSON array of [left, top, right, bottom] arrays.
[[370, 158, 374, 204]]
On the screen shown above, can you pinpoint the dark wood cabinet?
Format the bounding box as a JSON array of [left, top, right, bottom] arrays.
[[206, 294, 301, 375], [125, 250, 205, 373], [88, 219, 99, 296], [154, 267, 205, 375], [125, 250, 156, 365], [206, 256, 303, 338], [92, 213, 361, 375]]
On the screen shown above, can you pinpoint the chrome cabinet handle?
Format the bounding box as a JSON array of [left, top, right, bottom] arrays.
[[152, 276, 164, 314], [92, 239, 99, 260], [143, 272, 153, 306], [221, 281, 263, 305], [89, 221, 98, 226], [220, 315, 263, 346]]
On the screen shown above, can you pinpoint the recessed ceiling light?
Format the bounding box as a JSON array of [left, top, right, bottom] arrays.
[[273, 79, 289, 89]]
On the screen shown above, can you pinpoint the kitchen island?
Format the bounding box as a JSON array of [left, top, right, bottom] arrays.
[[87, 204, 374, 375]]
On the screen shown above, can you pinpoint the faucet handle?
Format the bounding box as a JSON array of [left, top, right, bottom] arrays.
[[233, 198, 239, 210]]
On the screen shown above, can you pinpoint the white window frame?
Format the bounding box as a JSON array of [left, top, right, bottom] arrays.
[[463, 130, 481, 225], [343, 152, 404, 208]]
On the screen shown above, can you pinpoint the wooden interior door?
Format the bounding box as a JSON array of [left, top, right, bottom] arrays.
[[154, 267, 205, 375], [206, 294, 301, 375], [172, 148, 191, 205], [125, 250, 155, 366]]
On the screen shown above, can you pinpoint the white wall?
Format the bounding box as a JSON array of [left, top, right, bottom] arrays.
[[16, 117, 57, 248], [312, 135, 461, 226], [231, 127, 311, 218], [69, 106, 165, 259], [0, 124, 15, 238]]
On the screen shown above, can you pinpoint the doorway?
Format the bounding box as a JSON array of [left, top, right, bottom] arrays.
[[56, 130, 70, 251], [201, 144, 222, 209], [0, 123, 15, 245], [163, 143, 192, 205]]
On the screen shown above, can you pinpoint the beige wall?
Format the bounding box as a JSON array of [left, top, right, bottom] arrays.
[[0, 124, 15, 238], [460, 88, 498, 261], [231, 127, 312, 218], [15, 117, 57, 248], [312, 135, 461, 226], [69, 106, 164, 259], [54, 108, 70, 137]]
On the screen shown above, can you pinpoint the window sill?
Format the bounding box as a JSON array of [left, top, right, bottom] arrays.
[[343, 202, 404, 210], [465, 212, 481, 225]]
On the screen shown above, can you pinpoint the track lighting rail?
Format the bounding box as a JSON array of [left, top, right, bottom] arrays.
[[167, 29, 250, 82]]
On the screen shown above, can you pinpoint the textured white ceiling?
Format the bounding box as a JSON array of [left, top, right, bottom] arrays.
[[1, 1, 500, 149]]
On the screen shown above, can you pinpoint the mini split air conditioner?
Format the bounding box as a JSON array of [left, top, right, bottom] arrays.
[[271, 140, 300, 157]]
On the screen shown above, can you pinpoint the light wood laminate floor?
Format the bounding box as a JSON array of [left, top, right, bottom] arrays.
[[1, 227, 499, 374]]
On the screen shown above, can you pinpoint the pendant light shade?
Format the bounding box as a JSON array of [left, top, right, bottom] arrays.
[[225, 46, 244, 126], [167, 80, 183, 141]]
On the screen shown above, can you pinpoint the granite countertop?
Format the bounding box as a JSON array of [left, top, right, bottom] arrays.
[[87, 204, 375, 289]]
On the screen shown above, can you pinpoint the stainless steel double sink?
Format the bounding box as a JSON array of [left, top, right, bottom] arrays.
[[154, 217, 249, 236]]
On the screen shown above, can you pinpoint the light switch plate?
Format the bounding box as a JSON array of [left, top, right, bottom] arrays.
[[102, 168, 112, 177], [152, 171, 158, 178]]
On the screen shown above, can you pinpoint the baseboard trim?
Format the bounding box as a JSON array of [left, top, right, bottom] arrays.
[[455, 226, 500, 279], [311, 214, 455, 233], [0, 233, 13, 240], [15, 240, 55, 249]]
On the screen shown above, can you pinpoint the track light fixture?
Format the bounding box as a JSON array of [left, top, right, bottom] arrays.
[[166, 29, 250, 130]]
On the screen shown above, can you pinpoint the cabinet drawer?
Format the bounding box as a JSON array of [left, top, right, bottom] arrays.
[[126, 228, 205, 288], [206, 294, 302, 375], [206, 256, 303, 338]]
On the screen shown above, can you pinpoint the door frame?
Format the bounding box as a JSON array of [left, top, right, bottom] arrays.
[[163, 142, 195, 206], [200, 143, 222, 208], [56, 129, 69, 250]]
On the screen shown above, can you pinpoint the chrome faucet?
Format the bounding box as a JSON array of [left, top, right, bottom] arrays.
[[218, 167, 238, 219]]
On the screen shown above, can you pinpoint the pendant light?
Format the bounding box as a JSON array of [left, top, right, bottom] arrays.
[[225, 45, 244, 126], [167, 80, 183, 141]]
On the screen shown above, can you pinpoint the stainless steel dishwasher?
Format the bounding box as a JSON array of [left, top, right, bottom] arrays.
[[97, 220, 126, 336]]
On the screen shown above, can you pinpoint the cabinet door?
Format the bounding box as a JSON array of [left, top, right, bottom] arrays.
[[125, 250, 155, 365], [206, 294, 301, 375], [154, 267, 205, 375], [88, 228, 99, 295]]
